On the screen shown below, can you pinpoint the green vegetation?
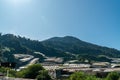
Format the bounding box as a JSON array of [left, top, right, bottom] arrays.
[[69, 72, 86, 80], [36, 70, 52, 80], [16, 64, 44, 78], [0, 64, 52, 80], [1, 64, 120, 80], [0, 66, 17, 77], [16, 64, 52, 80], [42, 36, 120, 57], [77, 54, 112, 63], [0, 33, 120, 67], [69, 72, 99, 80], [68, 71, 120, 80], [106, 72, 119, 80]]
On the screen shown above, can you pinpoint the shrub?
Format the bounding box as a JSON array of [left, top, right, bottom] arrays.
[[106, 72, 119, 80]]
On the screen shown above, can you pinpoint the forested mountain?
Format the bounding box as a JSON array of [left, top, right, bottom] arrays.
[[42, 36, 120, 57], [0, 33, 120, 67]]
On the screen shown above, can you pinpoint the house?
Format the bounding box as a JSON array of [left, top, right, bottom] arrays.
[[111, 64, 120, 68], [91, 62, 110, 68]]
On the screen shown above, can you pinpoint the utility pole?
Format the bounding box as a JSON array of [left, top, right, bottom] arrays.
[[6, 70, 9, 79]]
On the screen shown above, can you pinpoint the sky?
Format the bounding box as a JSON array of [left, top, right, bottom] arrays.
[[0, 0, 120, 50]]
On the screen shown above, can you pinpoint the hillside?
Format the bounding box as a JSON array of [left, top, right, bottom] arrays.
[[42, 36, 120, 57], [0, 33, 120, 67]]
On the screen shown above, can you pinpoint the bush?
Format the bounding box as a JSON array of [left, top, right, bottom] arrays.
[[69, 72, 99, 80], [86, 75, 97, 80], [36, 70, 52, 80], [106, 72, 119, 80], [16, 64, 44, 79], [0, 67, 17, 77], [69, 72, 86, 80], [69, 71, 101, 80]]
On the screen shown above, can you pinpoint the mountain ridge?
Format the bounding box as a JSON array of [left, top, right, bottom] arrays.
[[42, 36, 120, 56]]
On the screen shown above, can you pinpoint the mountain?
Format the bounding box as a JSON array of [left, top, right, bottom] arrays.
[[0, 33, 120, 67], [42, 36, 120, 57], [0, 34, 71, 67]]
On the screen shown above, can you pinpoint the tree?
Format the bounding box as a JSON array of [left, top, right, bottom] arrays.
[[86, 75, 97, 80], [36, 70, 52, 80], [17, 64, 45, 79], [0, 67, 17, 77], [69, 72, 86, 80], [106, 72, 119, 80], [69, 72, 99, 80]]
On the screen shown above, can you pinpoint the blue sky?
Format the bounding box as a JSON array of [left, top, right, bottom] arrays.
[[0, 0, 120, 50]]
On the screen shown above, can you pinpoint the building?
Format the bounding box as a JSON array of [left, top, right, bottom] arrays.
[[91, 62, 110, 68]]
